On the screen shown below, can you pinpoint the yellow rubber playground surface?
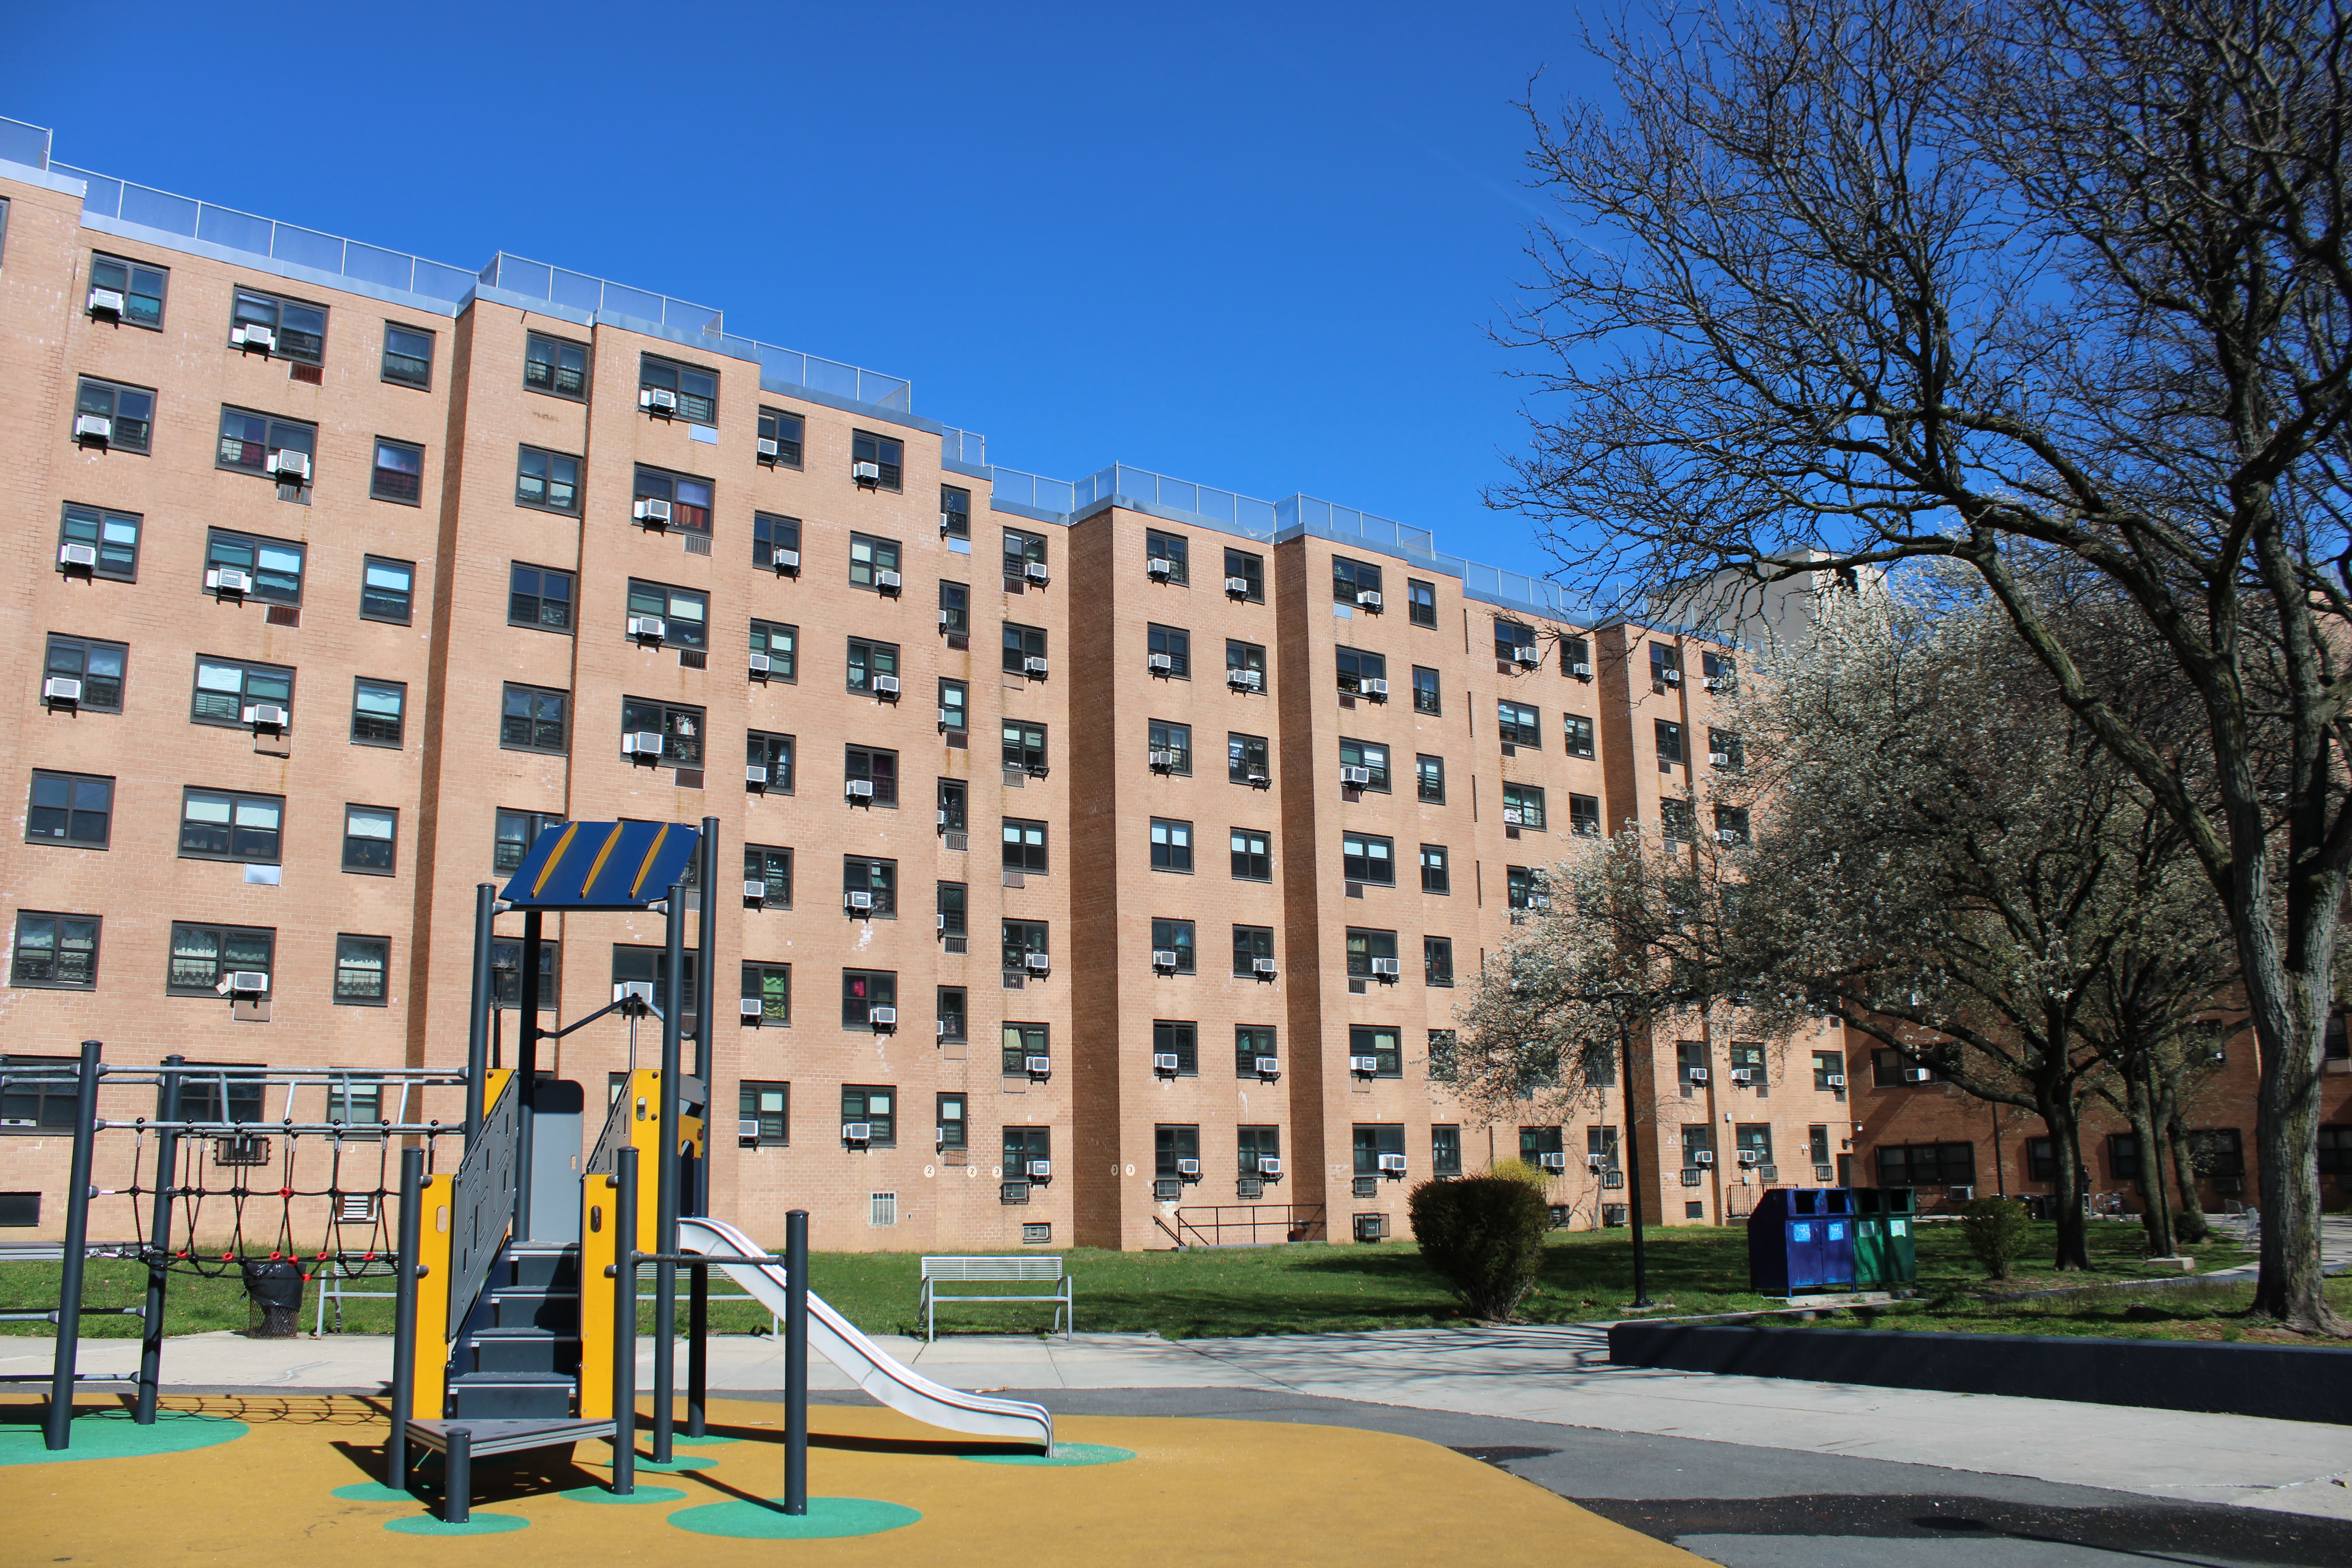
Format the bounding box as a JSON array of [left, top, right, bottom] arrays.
[[3, 1394, 1702, 1565]]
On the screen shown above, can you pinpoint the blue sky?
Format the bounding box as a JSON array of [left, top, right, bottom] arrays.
[[11, 1, 1607, 573]]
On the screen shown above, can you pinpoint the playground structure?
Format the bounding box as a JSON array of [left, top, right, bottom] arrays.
[[9, 815, 1052, 1523]]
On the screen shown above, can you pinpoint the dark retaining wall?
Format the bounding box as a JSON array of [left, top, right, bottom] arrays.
[[1606, 1321, 2352, 1425]]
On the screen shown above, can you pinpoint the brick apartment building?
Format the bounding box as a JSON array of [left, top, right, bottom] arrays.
[[0, 121, 2341, 1254]]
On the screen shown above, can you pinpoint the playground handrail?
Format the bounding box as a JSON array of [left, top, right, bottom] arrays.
[[442, 1071, 520, 1339]]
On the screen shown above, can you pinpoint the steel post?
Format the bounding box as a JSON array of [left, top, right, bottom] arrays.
[[134, 1054, 184, 1424], [611, 1153, 638, 1496], [386, 1145, 425, 1489], [514, 907, 543, 1240], [44, 1040, 102, 1450], [785, 1209, 808, 1514], [652, 884, 683, 1463], [465, 883, 494, 1138], [443, 1428, 471, 1524], [695, 815, 717, 1084]]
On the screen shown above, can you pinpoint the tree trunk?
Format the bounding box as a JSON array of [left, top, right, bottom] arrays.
[[2234, 900, 2350, 1334], [2159, 1077, 2210, 1246], [2039, 1098, 2092, 1272], [2128, 1065, 2174, 1259]]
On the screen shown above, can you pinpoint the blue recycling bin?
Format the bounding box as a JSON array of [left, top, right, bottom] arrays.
[[1747, 1188, 1856, 1296]]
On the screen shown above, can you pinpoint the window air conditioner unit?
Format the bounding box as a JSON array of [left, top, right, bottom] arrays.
[[1024, 656, 1049, 677], [1825, 1073, 1847, 1088], [640, 387, 678, 415], [1250, 1156, 1281, 1178], [1661, 668, 1682, 686], [1024, 952, 1051, 972], [1949, 1184, 1975, 1201], [1338, 765, 1371, 786], [873, 675, 902, 700], [846, 779, 875, 799], [1153, 1053, 1181, 1074], [1527, 895, 1552, 909], [1369, 956, 1400, 978], [1146, 557, 1174, 579], [1377, 1154, 1407, 1174], [1349, 1054, 1379, 1075], [871, 571, 902, 595], [1228, 668, 1261, 690], [1147, 653, 1174, 674], [1537, 1152, 1568, 1171], [1356, 590, 1383, 611], [207, 567, 253, 596], [1705, 677, 1729, 691], [845, 890, 874, 912], [1026, 1159, 1052, 1179], [622, 731, 665, 759], [842, 1122, 872, 1142], [1738, 1149, 1761, 1165], [1729, 1068, 1753, 1084], [1225, 575, 1250, 596], [225, 970, 270, 995], [1361, 677, 1389, 699], [1570, 661, 1593, 679], [771, 548, 800, 575], [633, 498, 672, 528], [42, 678, 83, 708], [757, 436, 781, 463], [1247, 770, 1270, 787], [1679, 1065, 1710, 1084], [242, 703, 289, 730], [1710, 751, 1731, 767], [1151, 949, 1179, 971], [628, 615, 668, 641], [74, 414, 112, 446], [869, 1006, 898, 1028], [614, 981, 656, 1006], [1176, 1158, 1201, 1178], [739, 998, 764, 1021], [1587, 1154, 1608, 1172], [1502, 808, 1524, 825], [1024, 1054, 1053, 1076], [1253, 957, 1277, 976], [1513, 646, 1541, 666], [852, 460, 881, 485], [1693, 1150, 1715, 1165], [739, 1116, 762, 1138], [749, 653, 773, 680], [1254, 1057, 1280, 1078], [58, 543, 100, 571], [1904, 1067, 1933, 1082], [746, 765, 771, 791], [938, 610, 953, 631], [87, 287, 126, 320], [1149, 748, 1178, 771], [1024, 562, 1049, 585], [270, 450, 310, 484], [744, 879, 768, 902], [1717, 829, 1741, 845], [232, 323, 276, 353]]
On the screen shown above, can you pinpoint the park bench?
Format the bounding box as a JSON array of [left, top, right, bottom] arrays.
[[918, 1256, 1073, 1342]]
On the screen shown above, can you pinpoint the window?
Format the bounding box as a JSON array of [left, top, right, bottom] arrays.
[[501, 685, 567, 753], [937, 990, 967, 1043], [848, 534, 901, 590], [1570, 794, 1601, 837], [759, 407, 805, 467], [334, 935, 390, 1005], [852, 430, 903, 490], [1149, 720, 1192, 775], [844, 745, 898, 806], [939, 779, 969, 833], [1333, 555, 1382, 604], [1003, 819, 1047, 874], [1002, 920, 1049, 976], [625, 581, 709, 650], [1353, 1025, 1403, 1079], [1432, 1125, 1463, 1176], [1710, 728, 1745, 770], [635, 466, 713, 534], [167, 924, 274, 995], [1584, 1049, 1617, 1089], [60, 503, 140, 581], [1001, 1127, 1052, 1184], [524, 332, 588, 399], [1408, 579, 1437, 627], [1002, 1022, 1048, 1077], [1728, 1042, 1767, 1089], [1342, 832, 1395, 885], [1232, 926, 1274, 976], [515, 447, 580, 513], [937, 882, 967, 939], [841, 1085, 895, 1144], [1227, 639, 1267, 688], [1561, 634, 1593, 675], [27, 773, 113, 849], [1565, 715, 1596, 759], [357, 557, 416, 624], [215, 408, 316, 481], [743, 963, 791, 1025], [192, 656, 294, 728], [741, 1081, 790, 1146], [44, 636, 125, 713], [1507, 865, 1548, 910], [375, 322, 434, 388], [351, 679, 405, 746], [2186, 1129, 2245, 1179], [1424, 936, 1455, 987], [1151, 918, 1196, 974], [1661, 799, 1696, 844], [508, 564, 573, 632], [1354, 1124, 1406, 1176], [1714, 806, 1750, 845], [939, 579, 970, 637], [1231, 828, 1272, 881], [487, 940, 560, 1009], [2318, 1125, 2352, 1177], [90, 252, 167, 328], [847, 639, 900, 695], [1873, 1049, 1938, 1087], [1335, 646, 1386, 694], [1419, 844, 1450, 893], [2108, 1134, 2143, 1182], [1416, 755, 1445, 804], [1228, 733, 1270, 785], [494, 811, 563, 878], [938, 680, 968, 734], [204, 529, 305, 604], [844, 856, 897, 916], [1236, 1026, 1277, 1078], [1339, 738, 1390, 791], [180, 788, 283, 863], [1003, 723, 1048, 776], [1650, 642, 1682, 684], [621, 697, 704, 767], [11, 913, 99, 990], [641, 354, 718, 424], [1808, 1126, 1831, 1167], [751, 622, 797, 681], [755, 513, 800, 571], [1878, 1142, 1976, 1187], [178, 1063, 266, 1122], [1497, 702, 1541, 747], [746, 845, 794, 907], [1495, 619, 1537, 662], [1003, 528, 1047, 577], [1503, 783, 1546, 830], [940, 485, 970, 538], [1004, 623, 1047, 675], [1148, 624, 1192, 678], [370, 438, 425, 504], [842, 970, 897, 1031], [1813, 1051, 1846, 1090], [1412, 666, 1441, 715], [342, 806, 396, 875], [1225, 548, 1264, 601], [1154, 1020, 1198, 1076], [1702, 649, 1737, 686], [1428, 1030, 1459, 1082], [1521, 1127, 1566, 1166], [233, 287, 325, 362], [1156, 1125, 1201, 1180], [1236, 1125, 1281, 1178], [1152, 820, 1197, 873], [1655, 720, 1686, 767], [1145, 530, 1191, 584], [74, 377, 154, 454], [1681, 1125, 1717, 1170], [1345, 928, 1398, 979]]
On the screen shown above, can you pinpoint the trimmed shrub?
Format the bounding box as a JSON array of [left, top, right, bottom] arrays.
[[1960, 1196, 2033, 1280], [1408, 1176, 1550, 1320]]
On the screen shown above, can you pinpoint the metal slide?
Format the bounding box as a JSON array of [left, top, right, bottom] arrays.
[[676, 1215, 1054, 1451]]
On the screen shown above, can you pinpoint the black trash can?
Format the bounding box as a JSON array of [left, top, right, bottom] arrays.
[[240, 1258, 306, 1338]]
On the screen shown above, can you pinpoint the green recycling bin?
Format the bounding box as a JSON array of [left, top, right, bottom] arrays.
[[1851, 1187, 1918, 1289]]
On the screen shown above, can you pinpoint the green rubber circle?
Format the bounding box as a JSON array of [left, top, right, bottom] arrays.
[[332, 1482, 428, 1502], [668, 1434, 743, 1447], [590, 1453, 715, 1472], [667, 1495, 920, 1539], [560, 1483, 687, 1505], [0, 1408, 246, 1466], [383, 1513, 529, 1535], [965, 1442, 1135, 1467]]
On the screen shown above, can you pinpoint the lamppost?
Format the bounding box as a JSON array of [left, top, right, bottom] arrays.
[[1602, 990, 1654, 1309]]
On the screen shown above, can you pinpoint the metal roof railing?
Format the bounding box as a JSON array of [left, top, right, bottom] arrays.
[[1077, 465, 1278, 538], [941, 428, 987, 468]]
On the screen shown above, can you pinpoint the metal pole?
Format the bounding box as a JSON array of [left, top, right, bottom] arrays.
[[653, 884, 684, 1463], [135, 1055, 184, 1425], [1620, 1013, 1654, 1309], [45, 1040, 102, 1451], [785, 1208, 808, 1515], [443, 1428, 472, 1524], [465, 883, 494, 1139], [386, 1145, 425, 1490], [515, 907, 544, 1240], [611, 1153, 637, 1496], [687, 1265, 708, 1439], [688, 815, 717, 1441], [696, 816, 717, 1085]]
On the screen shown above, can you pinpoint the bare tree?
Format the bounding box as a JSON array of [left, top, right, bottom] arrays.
[[1496, 0, 2352, 1332]]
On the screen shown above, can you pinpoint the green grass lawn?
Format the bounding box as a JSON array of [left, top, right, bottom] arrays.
[[0, 1219, 2253, 1342], [1782, 1274, 2352, 1347]]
